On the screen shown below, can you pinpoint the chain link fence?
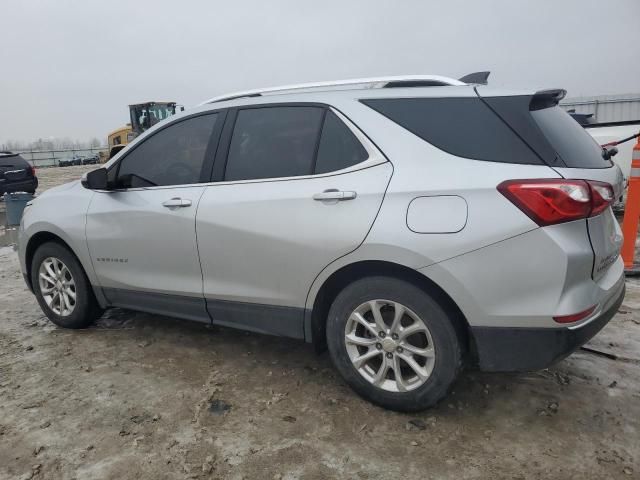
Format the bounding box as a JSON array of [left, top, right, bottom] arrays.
[[15, 146, 109, 168]]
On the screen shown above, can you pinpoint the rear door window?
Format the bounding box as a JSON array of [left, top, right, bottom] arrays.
[[315, 111, 368, 174], [224, 106, 324, 181], [361, 97, 542, 165], [530, 106, 607, 168]]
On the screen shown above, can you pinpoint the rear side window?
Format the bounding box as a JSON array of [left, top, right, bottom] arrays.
[[315, 111, 368, 174], [530, 106, 607, 168], [225, 106, 324, 181], [118, 113, 218, 187], [361, 97, 542, 165]]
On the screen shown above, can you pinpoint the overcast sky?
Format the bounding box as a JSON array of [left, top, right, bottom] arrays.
[[1, 0, 639, 144]]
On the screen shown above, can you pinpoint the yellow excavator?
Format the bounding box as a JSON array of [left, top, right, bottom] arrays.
[[107, 102, 183, 159]]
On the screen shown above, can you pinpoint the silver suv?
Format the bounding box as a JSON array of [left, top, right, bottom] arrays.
[[18, 75, 626, 411]]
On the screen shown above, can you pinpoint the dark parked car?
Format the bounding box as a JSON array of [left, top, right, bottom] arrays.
[[0, 151, 38, 196], [82, 154, 100, 165], [58, 155, 83, 167]]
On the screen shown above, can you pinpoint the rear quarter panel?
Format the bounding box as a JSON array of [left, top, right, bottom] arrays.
[[305, 98, 563, 309]]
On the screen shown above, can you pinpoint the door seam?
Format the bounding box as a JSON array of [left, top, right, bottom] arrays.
[[194, 187, 213, 324]]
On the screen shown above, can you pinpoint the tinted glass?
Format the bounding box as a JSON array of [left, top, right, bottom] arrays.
[[315, 111, 368, 174], [118, 114, 218, 187], [481, 95, 560, 166], [0, 154, 28, 168], [361, 97, 542, 165], [224, 107, 324, 181], [0, 154, 31, 181], [531, 106, 608, 168]]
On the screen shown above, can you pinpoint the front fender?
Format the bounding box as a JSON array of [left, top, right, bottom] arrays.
[[19, 182, 97, 286]]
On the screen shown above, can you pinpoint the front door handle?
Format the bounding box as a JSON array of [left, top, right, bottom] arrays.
[[313, 189, 357, 201], [162, 197, 192, 208]]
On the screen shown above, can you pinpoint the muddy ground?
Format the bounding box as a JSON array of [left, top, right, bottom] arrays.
[[0, 166, 639, 479]]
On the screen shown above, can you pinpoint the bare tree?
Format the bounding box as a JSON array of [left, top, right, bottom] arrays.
[[0, 137, 107, 152]]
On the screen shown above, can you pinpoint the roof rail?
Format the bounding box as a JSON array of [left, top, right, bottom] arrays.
[[200, 75, 466, 105]]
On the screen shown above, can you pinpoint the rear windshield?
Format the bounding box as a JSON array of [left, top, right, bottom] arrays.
[[530, 106, 608, 169], [360, 97, 543, 165], [0, 154, 25, 166]]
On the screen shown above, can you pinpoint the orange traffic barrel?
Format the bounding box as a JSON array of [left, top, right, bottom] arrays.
[[621, 135, 640, 273]]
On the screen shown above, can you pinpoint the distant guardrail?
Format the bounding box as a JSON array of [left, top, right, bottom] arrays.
[[15, 146, 109, 168], [561, 94, 640, 124]]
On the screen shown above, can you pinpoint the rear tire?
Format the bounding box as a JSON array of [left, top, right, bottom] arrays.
[[31, 242, 103, 328], [326, 276, 462, 412]]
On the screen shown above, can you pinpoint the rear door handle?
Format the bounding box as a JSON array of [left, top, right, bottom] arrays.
[[162, 197, 192, 208], [313, 190, 357, 201]]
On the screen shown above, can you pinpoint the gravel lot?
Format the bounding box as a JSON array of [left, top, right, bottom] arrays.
[[0, 166, 639, 479]]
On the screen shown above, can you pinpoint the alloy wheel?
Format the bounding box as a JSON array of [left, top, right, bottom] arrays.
[[344, 299, 435, 392], [38, 257, 76, 316]]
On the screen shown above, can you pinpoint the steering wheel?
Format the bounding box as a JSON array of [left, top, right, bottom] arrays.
[[165, 162, 196, 184]]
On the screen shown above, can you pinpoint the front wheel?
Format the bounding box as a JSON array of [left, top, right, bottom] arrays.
[[326, 276, 462, 412], [32, 242, 103, 328]]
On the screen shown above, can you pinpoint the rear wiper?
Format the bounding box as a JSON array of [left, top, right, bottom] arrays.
[[600, 132, 639, 160], [602, 146, 618, 161]]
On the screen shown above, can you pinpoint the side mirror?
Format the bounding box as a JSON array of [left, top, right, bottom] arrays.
[[81, 168, 109, 190]]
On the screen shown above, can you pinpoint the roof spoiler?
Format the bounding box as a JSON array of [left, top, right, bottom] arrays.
[[458, 71, 490, 85], [529, 89, 567, 110]]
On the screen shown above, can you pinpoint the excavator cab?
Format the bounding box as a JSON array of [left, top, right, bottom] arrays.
[[129, 102, 180, 135], [108, 102, 183, 159]]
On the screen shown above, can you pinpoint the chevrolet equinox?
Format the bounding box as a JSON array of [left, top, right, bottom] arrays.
[[19, 75, 626, 411]]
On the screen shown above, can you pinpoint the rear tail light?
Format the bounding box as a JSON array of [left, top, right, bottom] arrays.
[[553, 305, 596, 324], [30, 166, 36, 176], [497, 179, 614, 226], [589, 181, 614, 216]]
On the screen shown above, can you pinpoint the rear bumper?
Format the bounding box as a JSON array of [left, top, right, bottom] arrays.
[[471, 280, 625, 372], [0, 177, 38, 194]]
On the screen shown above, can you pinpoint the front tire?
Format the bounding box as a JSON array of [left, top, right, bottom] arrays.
[[326, 276, 462, 412], [32, 242, 103, 328]]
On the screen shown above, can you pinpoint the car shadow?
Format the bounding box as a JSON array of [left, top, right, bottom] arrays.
[[82, 307, 620, 420]]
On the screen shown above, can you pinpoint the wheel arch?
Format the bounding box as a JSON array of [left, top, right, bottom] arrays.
[[25, 230, 107, 307], [25, 231, 81, 289], [307, 260, 473, 357]]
